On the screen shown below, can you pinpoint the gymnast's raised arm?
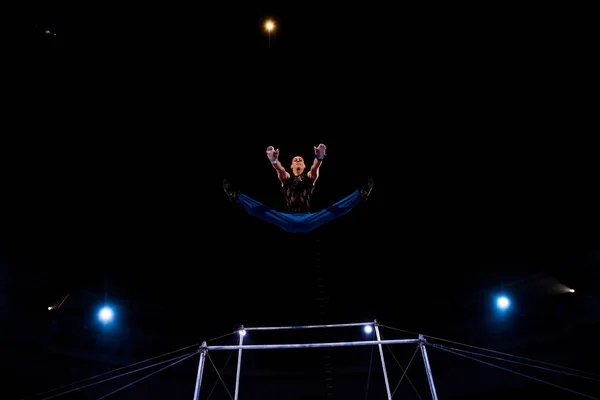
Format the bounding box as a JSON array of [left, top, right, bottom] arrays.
[[266, 146, 290, 186], [308, 143, 326, 185]]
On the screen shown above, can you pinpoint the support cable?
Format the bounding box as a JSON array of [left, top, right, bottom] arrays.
[[378, 324, 600, 379], [379, 331, 422, 399], [207, 353, 234, 400], [206, 352, 234, 400], [431, 344, 600, 400], [365, 346, 374, 400], [391, 345, 420, 399], [23, 331, 236, 400], [434, 345, 600, 382], [24, 345, 198, 399], [93, 352, 198, 400], [40, 352, 197, 399]]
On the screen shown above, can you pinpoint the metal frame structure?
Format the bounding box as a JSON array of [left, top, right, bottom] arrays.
[[192, 320, 438, 400]]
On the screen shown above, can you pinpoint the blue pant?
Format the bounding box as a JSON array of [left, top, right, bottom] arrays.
[[234, 190, 364, 233]]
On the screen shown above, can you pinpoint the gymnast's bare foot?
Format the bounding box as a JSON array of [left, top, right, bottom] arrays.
[[222, 179, 238, 202], [360, 178, 374, 201]]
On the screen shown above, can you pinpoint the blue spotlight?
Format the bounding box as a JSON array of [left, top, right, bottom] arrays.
[[364, 325, 373, 334], [98, 306, 114, 324], [496, 295, 510, 311]]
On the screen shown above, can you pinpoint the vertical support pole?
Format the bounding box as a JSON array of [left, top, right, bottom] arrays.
[[234, 326, 245, 400], [419, 334, 438, 400], [192, 342, 207, 400], [374, 320, 392, 400]]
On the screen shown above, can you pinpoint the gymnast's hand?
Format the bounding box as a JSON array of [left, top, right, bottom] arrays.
[[314, 143, 326, 159], [266, 146, 280, 163]]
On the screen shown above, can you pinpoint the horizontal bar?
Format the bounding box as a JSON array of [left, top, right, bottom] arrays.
[[244, 322, 372, 331], [207, 339, 419, 351]]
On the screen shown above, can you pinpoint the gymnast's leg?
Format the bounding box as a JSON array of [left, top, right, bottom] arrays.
[[301, 178, 374, 232], [223, 179, 301, 232]]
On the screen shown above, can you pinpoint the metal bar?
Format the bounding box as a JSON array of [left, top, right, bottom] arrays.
[[207, 339, 419, 351], [233, 329, 244, 400], [192, 343, 207, 400], [374, 321, 392, 399], [419, 335, 438, 400], [244, 322, 372, 331]]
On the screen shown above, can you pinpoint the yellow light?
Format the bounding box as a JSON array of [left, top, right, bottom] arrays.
[[265, 20, 275, 32]]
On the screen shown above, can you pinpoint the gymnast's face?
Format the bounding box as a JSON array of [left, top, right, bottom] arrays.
[[291, 156, 306, 174]]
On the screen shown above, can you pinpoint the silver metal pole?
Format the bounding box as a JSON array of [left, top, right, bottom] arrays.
[[234, 328, 244, 400], [192, 342, 207, 400], [244, 322, 371, 331], [419, 334, 438, 400], [374, 321, 392, 400], [207, 338, 419, 351]]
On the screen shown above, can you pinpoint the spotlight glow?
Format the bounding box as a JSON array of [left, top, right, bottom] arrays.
[[98, 306, 114, 323], [496, 296, 510, 310]]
